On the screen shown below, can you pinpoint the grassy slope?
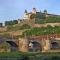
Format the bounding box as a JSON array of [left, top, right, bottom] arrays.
[[1, 16, 60, 38], [23, 26, 60, 36], [35, 16, 60, 24]]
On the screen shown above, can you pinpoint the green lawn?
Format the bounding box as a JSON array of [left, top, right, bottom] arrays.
[[0, 52, 60, 60], [0, 52, 60, 57]]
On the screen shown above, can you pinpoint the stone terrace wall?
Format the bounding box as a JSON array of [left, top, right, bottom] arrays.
[[33, 23, 60, 27], [28, 34, 60, 40], [0, 27, 7, 32]]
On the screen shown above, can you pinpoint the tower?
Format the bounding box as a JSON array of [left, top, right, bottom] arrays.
[[32, 8, 37, 14], [23, 10, 29, 19], [44, 9, 47, 14], [24, 10, 27, 13], [44, 9, 48, 17]]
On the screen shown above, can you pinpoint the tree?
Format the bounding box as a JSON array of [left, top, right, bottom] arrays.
[[30, 13, 46, 19], [5, 21, 13, 26], [30, 14, 36, 19], [0, 23, 3, 27], [24, 9, 28, 13], [0, 42, 10, 51], [5, 20, 18, 26], [13, 20, 18, 24]]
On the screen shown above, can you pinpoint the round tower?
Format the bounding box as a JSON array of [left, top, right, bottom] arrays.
[[44, 9, 47, 14], [44, 9, 48, 17]]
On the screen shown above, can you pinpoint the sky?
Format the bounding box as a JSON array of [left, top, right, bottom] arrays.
[[0, 0, 60, 23]]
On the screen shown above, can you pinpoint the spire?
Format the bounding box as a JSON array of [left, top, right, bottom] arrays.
[[24, 9, 28, 13]]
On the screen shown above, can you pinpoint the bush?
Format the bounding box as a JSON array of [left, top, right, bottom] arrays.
[[35, 16, 60, 24], [19, 24, 31, 30]]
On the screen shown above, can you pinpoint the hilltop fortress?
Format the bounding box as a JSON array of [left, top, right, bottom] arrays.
[[23, 8, 59, 20], [18, 8, 59, 24]]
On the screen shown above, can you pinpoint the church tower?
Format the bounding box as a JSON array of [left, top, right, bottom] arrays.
[[44, 10, 48, 17], [32, 8, 37, 14], [23, 10, 29, 19]]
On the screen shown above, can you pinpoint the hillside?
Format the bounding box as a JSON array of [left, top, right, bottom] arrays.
[[0, 12, 60, 39]]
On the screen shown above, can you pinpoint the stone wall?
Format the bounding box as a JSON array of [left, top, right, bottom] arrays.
[[19, 38, 28, 52], [0, 27, 7, 32], [33, 23, 60, 27]]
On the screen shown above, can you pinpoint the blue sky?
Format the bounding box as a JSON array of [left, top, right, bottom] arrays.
[[0, 0, 60, 23]]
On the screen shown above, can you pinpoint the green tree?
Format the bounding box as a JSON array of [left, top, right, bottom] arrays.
[[0, 23, 3, 27]]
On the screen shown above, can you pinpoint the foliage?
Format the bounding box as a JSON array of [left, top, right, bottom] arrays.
[[23, 26, 60, 36], [0, 52, 60, 59], [7, 24, 31, 31], [30, 14, 36, 19], [0, 42, 10, 49], [5, 20, 18, 26], [1, 33, 11, 38], [35, 16, 60, 24], [13, 20, 18, 24], [30, 13, 46, 19], [15, 35, 24, 39], [0, 23, 3, 27], [19, 24, 31, 30]]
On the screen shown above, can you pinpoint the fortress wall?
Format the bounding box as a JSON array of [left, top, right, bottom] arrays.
[[33, 23, 60, 27]]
